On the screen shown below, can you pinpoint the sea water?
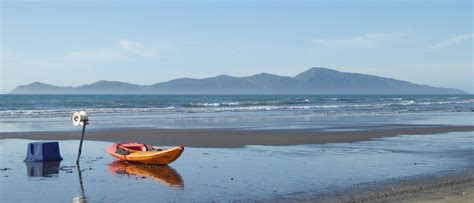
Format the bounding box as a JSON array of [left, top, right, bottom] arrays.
[[0, 95, 473, 132]]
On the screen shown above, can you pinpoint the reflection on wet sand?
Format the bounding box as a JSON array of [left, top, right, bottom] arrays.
[[25, 161, 60, 177], [108, 160, 184, 189], [72, 163, 87, 203]]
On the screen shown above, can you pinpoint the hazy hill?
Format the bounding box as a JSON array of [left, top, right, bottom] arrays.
[[293, 68, 463, 94], [76, 80, 142, 94], [11, 82, 75, 94], [10, 67, 466, 94]]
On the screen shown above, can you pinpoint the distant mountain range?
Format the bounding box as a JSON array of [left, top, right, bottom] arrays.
[[10, 67, 466, 94]]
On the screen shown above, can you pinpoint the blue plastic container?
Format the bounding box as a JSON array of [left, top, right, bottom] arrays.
[[24, 142, 63, 162]]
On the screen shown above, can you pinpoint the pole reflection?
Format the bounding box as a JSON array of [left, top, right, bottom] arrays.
[[72, 163, 87, 203]]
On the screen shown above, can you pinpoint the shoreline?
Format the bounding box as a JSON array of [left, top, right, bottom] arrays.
[[1, 124, 473, 148]]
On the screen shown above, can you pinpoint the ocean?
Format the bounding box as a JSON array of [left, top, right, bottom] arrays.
[[1, 94, 473, 132]]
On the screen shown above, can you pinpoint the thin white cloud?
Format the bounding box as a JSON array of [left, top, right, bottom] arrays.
[[311, 32, 406, 48], [0, 40, 162, 93], [52, 39, 158, 63], [0, 49, 20, 61], [54, 48, 126, 63], [428, 33, 473, 51], [119, 39, 157, 58]]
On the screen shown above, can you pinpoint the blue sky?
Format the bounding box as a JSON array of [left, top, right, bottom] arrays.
[[1, 0, 472, 93]]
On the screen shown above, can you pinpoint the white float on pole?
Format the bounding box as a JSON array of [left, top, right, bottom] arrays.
[[72, 111, 89, 164]]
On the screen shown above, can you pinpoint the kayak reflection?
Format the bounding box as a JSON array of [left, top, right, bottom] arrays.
[[108, 160, 184, 189]]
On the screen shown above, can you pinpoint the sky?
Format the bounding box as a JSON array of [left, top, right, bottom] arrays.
[[1, 0, 473, 93]]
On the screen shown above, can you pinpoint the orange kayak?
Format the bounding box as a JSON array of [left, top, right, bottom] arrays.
[[107, 143, 184, 165]]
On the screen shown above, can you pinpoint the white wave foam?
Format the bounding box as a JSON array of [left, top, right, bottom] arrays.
[[1, 98, 473, 118], [399, 100, 415, 105], [417, 99, 474, 105]]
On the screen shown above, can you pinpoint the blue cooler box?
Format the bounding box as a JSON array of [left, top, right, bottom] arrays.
[[24, 142, 63, 162]]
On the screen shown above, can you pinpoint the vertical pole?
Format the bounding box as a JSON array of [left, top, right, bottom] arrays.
[[76, 122, 87, 164]]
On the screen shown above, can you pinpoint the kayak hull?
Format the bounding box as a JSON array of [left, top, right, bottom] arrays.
[[107, 143, 184, 165]]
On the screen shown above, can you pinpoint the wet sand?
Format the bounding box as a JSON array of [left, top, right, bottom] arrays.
[[1, 124, 473, 148], [396, 176, 474, 203], [314, 169, 474, 203]]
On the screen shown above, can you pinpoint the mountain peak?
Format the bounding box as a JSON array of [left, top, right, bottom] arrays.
[[248, 72, 279, 78], [91, 80, 129, 84], [310, 67, 338, 72], [294, 67, 340, 81], [214, 74, 234, 78], [305, 67, 340, 74], [77, 80, 141, 91], [27, 82, 53, 87]]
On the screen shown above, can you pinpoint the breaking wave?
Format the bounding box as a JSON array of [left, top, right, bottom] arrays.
[[0, 95, 472, 119]]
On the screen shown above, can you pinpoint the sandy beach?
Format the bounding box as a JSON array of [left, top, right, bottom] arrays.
[[315, 169, 474, 203], [268, 166, 474, 202], [1, 124, 473, 148], [2, 124, 473, 202], [391, 174, 474, 203]]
